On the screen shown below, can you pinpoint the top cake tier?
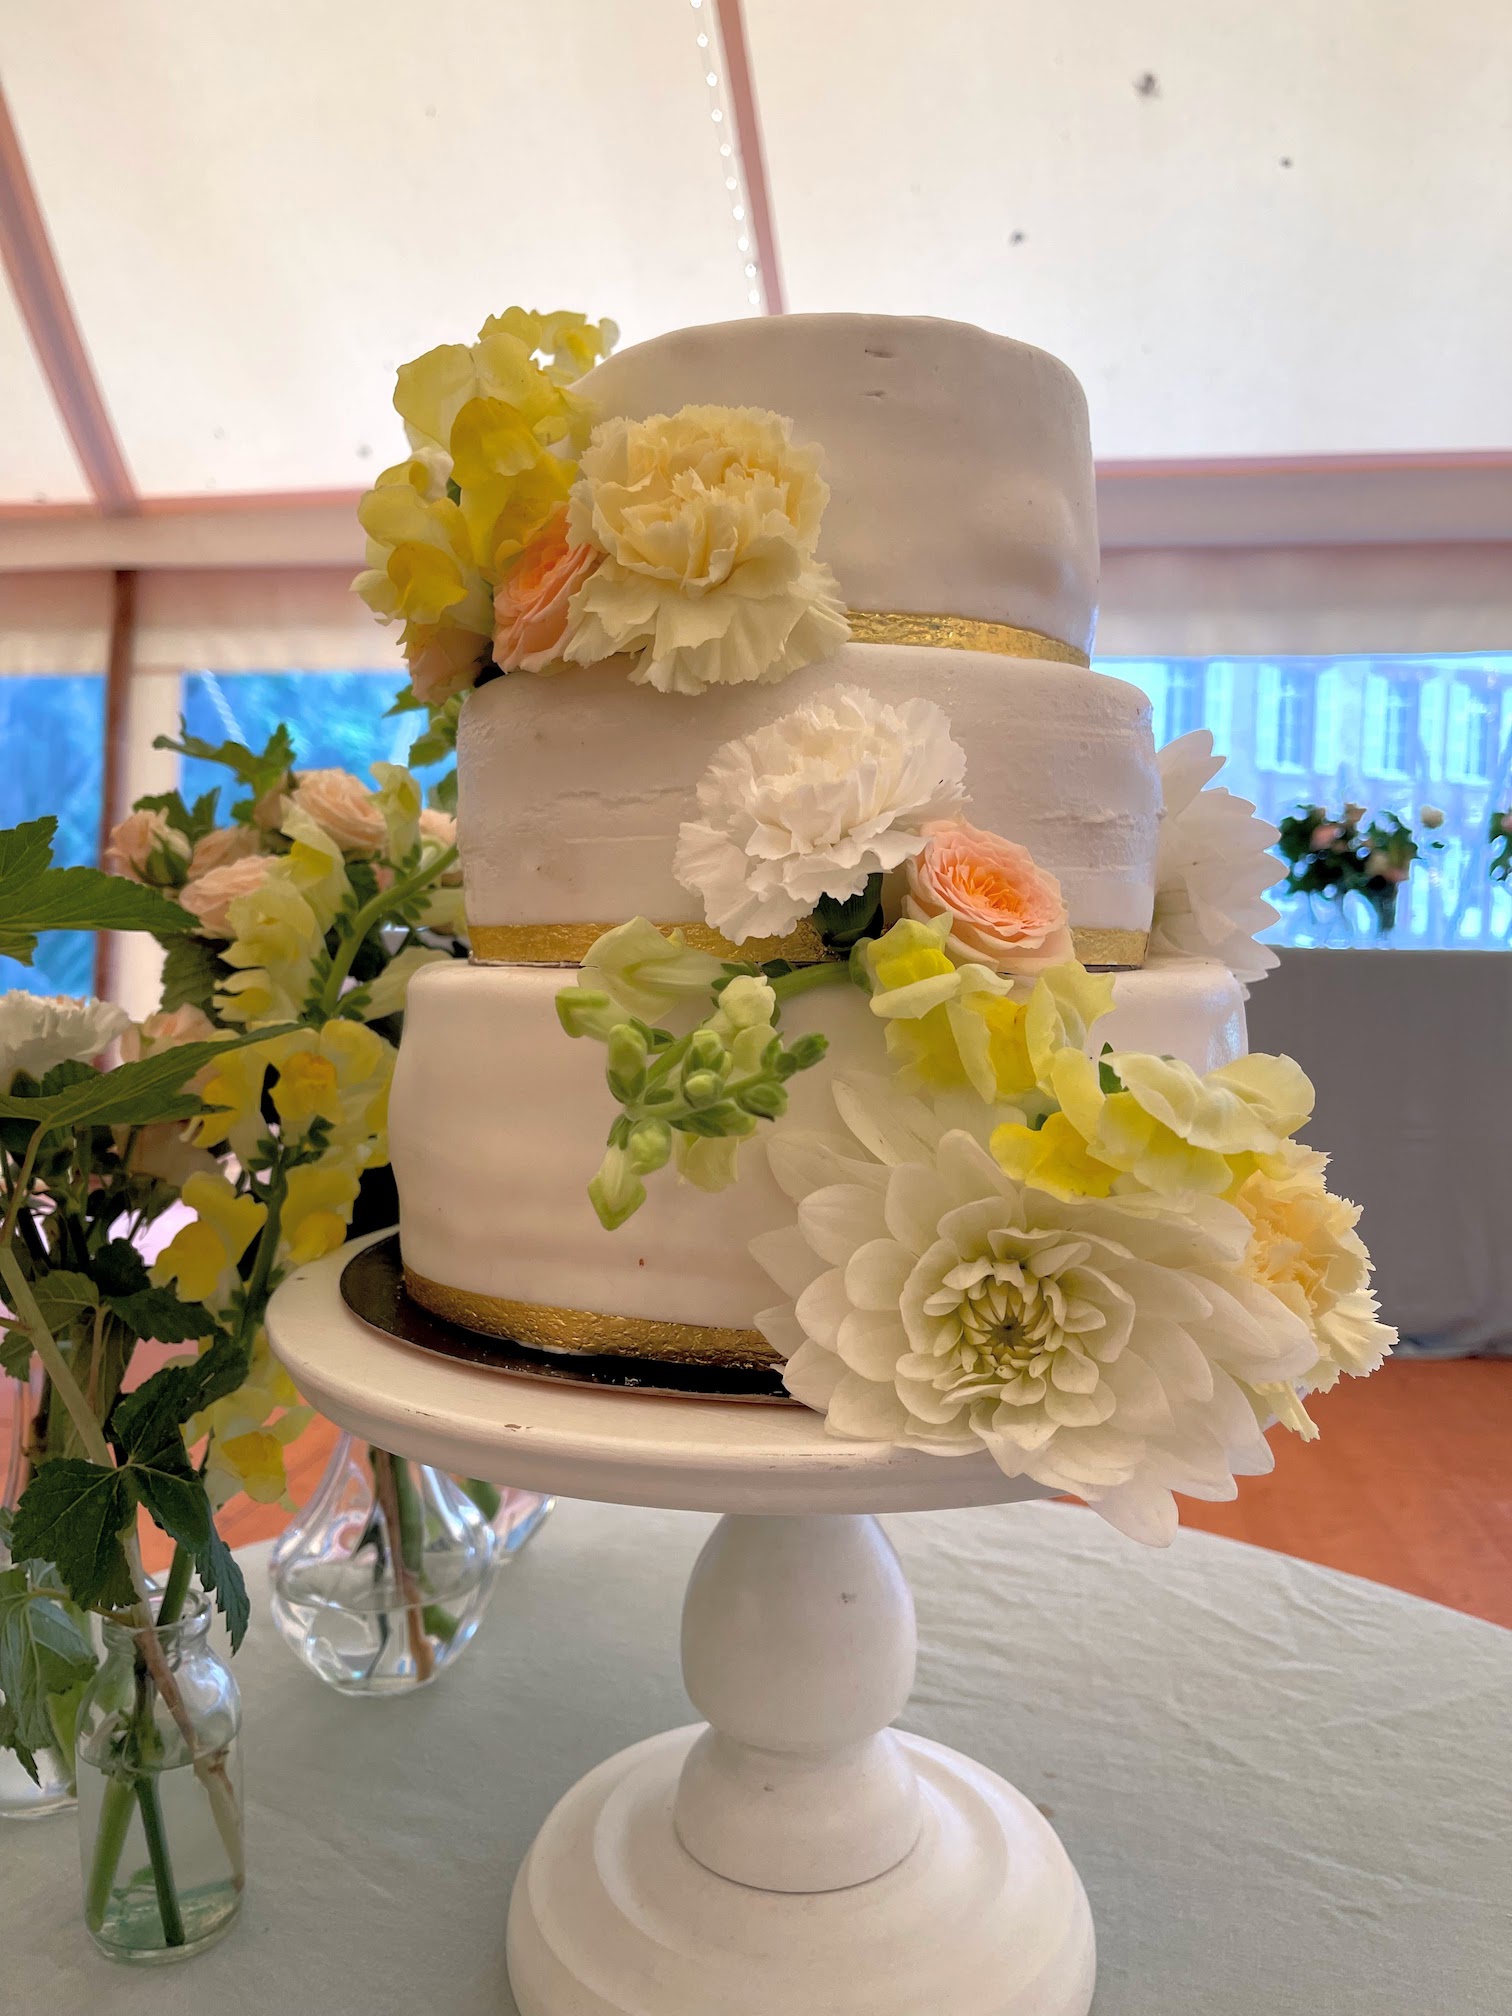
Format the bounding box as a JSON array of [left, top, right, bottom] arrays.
[[578, 314, 1099, 655]]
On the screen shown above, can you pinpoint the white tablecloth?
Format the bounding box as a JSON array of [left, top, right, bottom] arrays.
[[5, 1500, 1509, 2015]]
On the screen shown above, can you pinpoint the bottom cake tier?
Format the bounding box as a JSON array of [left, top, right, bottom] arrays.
[[388, 956, 1248, 1365]]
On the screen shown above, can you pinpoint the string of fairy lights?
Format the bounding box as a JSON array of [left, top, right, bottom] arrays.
[[689, 0, 766, 312]]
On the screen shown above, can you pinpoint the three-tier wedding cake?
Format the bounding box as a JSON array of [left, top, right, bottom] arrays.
[[363, 308, 1388, 1543]]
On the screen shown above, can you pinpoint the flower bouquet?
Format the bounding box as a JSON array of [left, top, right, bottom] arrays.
[[1273, 802, 1425, 936], [1487, 805, 1512, 885]]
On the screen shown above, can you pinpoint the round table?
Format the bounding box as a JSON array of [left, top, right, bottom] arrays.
[[6, 1510, 1509, 2012]]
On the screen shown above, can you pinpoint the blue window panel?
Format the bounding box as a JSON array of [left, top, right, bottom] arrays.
[[1098, 653, 1512, 950], [0, 674, 105, 998], [177, 670, 448, 818]]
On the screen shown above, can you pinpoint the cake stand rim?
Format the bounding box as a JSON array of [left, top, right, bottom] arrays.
[[267, 1234, 1054, 1516]]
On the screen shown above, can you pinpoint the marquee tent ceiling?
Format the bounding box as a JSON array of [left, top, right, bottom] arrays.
[[0, 0, 1509, 519]]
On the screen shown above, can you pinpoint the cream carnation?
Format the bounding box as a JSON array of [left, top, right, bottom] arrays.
[[1152, 732, 1280, 989], [0, 992, 129, 1090], [562, 405, 850, 696], [188, 824, 261, 879], [673, 686, 967, 941], [752, 1076, 1318, 1545], [179, 852, 277, 938], [903, 819, 1073, 976], [289, 768, 386, 858], [107, 808, 191, 885]]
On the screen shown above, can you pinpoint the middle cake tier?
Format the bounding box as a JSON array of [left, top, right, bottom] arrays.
[[389, 954, 1248, 1365], [457, 643, 1162, 959]]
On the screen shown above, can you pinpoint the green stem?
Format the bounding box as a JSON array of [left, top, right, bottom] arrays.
[[769, 959, 854, 1004], [156, 1543, 194, 1629], [0, 1123, 44, 1250], [388, 1450, 426, 1579], [134, 1770, 185, 1948], [0, 1247, 111, 1467], [317, 844, 458, 1019], [85, 1777, 136, 1933], [231, 1163, 287, 1353]]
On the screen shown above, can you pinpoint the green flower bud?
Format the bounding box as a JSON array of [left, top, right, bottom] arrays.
[[737, 1079, 787, 1120], [556, 986, 621, 1042], [786, 1031, 829, 1071], [588, 1145, 646, 1231], [626, 1119, 673, 1174], [685, 1028, 729, 1075], [682, 1069, 724, 1109], [606, 1023, 650, 1102]]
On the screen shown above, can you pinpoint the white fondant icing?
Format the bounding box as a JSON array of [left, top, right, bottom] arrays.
[[578, 315, 1099, 653], [390, 957, 1247, 1337], [459, 646, 1161, 936]]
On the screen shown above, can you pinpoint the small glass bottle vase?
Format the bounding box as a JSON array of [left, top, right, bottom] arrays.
[[269, 1436, 516, 1695], [76, 1593, 244, 1963]]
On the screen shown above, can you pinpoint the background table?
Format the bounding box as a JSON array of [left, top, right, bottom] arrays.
[[6, 1499, 1509, 2014]]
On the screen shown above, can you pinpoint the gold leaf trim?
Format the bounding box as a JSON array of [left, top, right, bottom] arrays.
[[1069, 927, 1149, 971], [469, 918, 837, 967], [846, 607, 1091, 667], [404, 1265, 780, 1368], [470, 920, 1148, 972]]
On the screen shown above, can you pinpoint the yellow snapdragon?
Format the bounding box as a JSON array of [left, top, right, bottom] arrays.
[[151, 1172, 267, 1304]]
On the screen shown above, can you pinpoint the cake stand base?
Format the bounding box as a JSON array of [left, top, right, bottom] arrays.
[[507, 1725, 1094, 2016]]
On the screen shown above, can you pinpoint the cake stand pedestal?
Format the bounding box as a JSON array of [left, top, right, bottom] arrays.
[[269, 1239, 1096, 2016]]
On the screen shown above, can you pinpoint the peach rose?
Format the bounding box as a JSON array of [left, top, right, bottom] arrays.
[[903, 819, 1074, 976], [493, 506, 599, 675], [179, 853, 277, 937], [289, 768, 386, 857], [120, 1003, 218, 1064], [418, 806, 462, 884], [409, 623, 488, 708], [189, 823, 261, 879], [107, 809, 191, 885]]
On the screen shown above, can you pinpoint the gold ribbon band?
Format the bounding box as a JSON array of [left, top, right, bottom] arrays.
[[846, 608, 1091, 667], [469, 920, 1148, 971], [469, 918, 836, 966], [404, 1265, 779, 1369]]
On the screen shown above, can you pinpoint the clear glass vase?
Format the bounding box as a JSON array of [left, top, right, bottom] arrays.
[[268, 1435, 514, 1695], [1, 1369, 82, 1820], [75, 1593, 244, 1963]]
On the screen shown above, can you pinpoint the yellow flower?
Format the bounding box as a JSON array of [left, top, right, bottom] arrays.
[[201, 1413, 310, 1510], [479, 307, 617, 386], [991, 1110, 1119, 1200], [281, 806, 352, 930], [1231, 1143, 1393, 1429], [213, 864, 325, 1026], [371, 761, 422, 864], [151, 1172, 267, 1305], [280, 1157, 363, 1267]]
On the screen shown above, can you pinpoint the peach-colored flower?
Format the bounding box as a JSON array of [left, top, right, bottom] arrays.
[[418, 806, 462, 884], [289, 768, 386, 858], [180, 853, 277, 937], [252, 772, 292, 833], [902, 819, 1074, 976], [1310, 823, 1342, 850], [107, 809, 191, 885], [120, 1003, 218, 1064], [493, 505, 599, 676], [189, 824, 261, 879], [409, 623, 488, 707]]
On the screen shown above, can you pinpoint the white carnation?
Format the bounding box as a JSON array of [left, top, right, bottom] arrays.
[[751, 1073, 1317, 1546], [1151, 731, 1280, 990], [0, 992, 129, 1091], [673, 685, 968, 942]]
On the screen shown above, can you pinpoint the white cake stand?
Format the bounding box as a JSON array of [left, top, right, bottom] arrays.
[[268, 1237, 1096, 2016]]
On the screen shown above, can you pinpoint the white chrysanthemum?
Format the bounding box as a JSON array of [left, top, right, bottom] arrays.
[[751, 1074, 1317, 1545], [1152, 731, 1280, 990], [673, 686, 968, 941], [563, 405, 850, 696], [0, 992, 129, 1091]]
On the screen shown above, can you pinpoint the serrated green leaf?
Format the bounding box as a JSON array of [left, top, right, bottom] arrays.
[[430, 769, 457, 814], [0, 1698, 39, 1783], [152, 721, 293, 822], [0, 1565, 97, 1755], [107, 1285, 221, 1346], [158, 933, 228, 1016], [90, 1239, 149, 1300], [196, 1526, 250, 1653], [132, 788, 219, 846], [0, 1023, 296, 1135], [0, 1324, 31, 1379], [131, 1461, 210, 1555], [0, 830, 194, 963], [10, 1461, 135, 1612], [4, 1269, 99, 1356], [112, 1330, 250, 1459]]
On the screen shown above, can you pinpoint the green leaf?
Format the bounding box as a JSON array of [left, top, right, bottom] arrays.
[[132, 788, 219, 846], [196, 1525, 250, 1653], [813, 872, 885, 952], [131, 1459, 210, 1555], [107, 1285, 221, 1346], [112, 1329, 250, 1455], [0, 1023, 296, 1135], [0, 1565, 98, 1755], [153, 721, 293, 821], [0, 1323, 31, 1379], [0, 1698, 39, 1783], [0, 1269, 99, 1373], [430, 769, 457, 814], [10, 1461, 135, 1611], [158, 933, 228, 1016], [91, 1239, 149, 1299], [0, 816, 194, 963]]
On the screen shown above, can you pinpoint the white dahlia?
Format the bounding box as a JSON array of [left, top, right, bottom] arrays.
[[0, 992, 129, 1091], [673, 686, 968, 942], [1152, 731, 1280, 989], [752, 1075, 1317, 1545]]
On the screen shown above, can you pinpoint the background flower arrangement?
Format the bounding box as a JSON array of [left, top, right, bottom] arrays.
[[1272, 800, 1439, 936]]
